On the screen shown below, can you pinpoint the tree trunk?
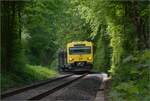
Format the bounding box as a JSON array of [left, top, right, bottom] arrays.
[[1, 1, 24, 71], [130, 1, 149, 50]]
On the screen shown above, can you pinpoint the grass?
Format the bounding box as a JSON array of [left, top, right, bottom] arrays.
[[0, 64, 59, 92]]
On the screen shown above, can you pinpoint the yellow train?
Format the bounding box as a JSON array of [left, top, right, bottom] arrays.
[[58, 41, 93, 72]]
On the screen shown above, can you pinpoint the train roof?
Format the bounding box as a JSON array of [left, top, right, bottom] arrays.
[[67, 41, 93, 46]]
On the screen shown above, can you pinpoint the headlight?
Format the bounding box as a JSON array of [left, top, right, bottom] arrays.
[[88, 57, 92, 60], [69, 58, 73, 61]]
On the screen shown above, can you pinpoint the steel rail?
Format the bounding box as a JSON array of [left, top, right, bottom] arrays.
[[29, 74, 87, 100], [1, 74, 73, 99]]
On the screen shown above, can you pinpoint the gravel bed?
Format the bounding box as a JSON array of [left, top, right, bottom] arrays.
[[43, 74, 102, 101]]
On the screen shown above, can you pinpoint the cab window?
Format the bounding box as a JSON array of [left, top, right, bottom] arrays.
[[69, 46, 91, 54]]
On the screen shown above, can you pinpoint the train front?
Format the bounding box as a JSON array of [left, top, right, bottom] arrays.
[[67, 41, 93, 71]]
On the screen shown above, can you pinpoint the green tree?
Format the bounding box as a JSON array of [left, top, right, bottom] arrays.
[[1, 1, 26, 71], [23, 0, 91, 67]]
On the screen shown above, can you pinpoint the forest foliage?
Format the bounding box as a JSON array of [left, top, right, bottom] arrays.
[[1, 0, 150, 100], [69, 1, 149, 100]]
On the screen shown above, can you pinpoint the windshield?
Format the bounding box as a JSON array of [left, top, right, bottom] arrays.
[[69, 46, 91, 54]]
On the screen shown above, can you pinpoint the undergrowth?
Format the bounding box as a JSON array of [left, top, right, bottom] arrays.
[[0, 64, 59, 91], [108, 50, 150, 101]]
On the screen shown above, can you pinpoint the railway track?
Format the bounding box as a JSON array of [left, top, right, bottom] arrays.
[[1, 74, 87, 100]]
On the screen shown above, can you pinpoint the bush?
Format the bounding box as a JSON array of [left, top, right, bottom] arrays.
[[108, 51, 150, 101]]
